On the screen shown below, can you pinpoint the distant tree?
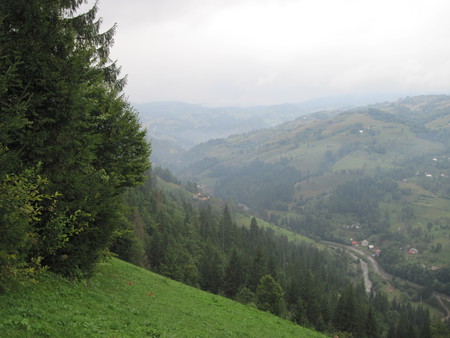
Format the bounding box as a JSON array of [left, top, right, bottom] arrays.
[[256, 275, 284, 315], [222, 249, 245, 298], [199, 241, 224, 294], [235, 286, 256, 305], [220, 205, 236, 251], [365, 306, 380, 338], [333, 284, 356, 334], [248, 246, 268, 292], [431, 320, 450, 338], [250, 217, 259, 236]]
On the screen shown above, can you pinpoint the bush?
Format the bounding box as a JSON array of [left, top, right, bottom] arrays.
[[0, 167, 57, 292]]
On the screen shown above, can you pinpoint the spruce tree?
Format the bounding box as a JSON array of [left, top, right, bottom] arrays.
[[256, 274, 284, 315], [222, 248, 245, 298], [333, 284, 357, 334], [0, 0, 150, 277]]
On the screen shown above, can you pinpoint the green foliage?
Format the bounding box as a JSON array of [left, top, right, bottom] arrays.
[[256, 275, 284, 315], [0, 0, 150, 278], [0, 167, 60, 292]]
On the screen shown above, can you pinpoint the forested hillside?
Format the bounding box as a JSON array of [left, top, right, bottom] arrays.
[[118, 166, 440, 337], [172, 95, 450, 299]]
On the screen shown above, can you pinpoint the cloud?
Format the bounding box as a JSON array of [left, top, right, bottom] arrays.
[[91, 0, 450, 106]]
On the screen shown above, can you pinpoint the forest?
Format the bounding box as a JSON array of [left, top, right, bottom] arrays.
[[115, 166, 443, 337]]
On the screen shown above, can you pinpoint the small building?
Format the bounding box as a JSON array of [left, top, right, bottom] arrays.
[[193, 192, 210, 201], [351, 241, 359, 246], [374, 249, 381, 256], [368, 245, 374, 250], [361, 240, 369, 247], [408, 248, 418, 254]]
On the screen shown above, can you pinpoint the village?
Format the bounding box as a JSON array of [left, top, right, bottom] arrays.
[[192, 191, 210, 201], [350, 237, 419, 256]]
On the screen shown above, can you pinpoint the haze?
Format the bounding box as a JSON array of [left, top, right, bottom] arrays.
[[93, 0, 450, 107]]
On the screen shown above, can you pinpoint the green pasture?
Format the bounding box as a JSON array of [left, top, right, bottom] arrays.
[[0, 258, 324, 337], [234, 214, 317, 245]]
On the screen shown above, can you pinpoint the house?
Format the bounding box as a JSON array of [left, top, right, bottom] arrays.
[[193, 192, 210, 201], [361, 240, 369, 247], [374, 249, 381, 256], [351, 241, 359, 246], [408, 248, 418, 254], [368, 245, 374, 250]]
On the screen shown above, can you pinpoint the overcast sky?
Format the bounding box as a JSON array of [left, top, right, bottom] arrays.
[[90, 0, 450, 107]]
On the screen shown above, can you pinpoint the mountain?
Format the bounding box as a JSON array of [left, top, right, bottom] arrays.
[[134, 96, 393, 166], [177, 95, 450, 170], [172, 95, 450, 294]]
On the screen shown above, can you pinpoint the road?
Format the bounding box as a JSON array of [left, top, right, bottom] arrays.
[[322, 240, 450, 321], [346, 249, 372, 294]]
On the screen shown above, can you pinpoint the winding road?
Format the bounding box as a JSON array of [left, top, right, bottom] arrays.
[[322, 241, 450, 321]]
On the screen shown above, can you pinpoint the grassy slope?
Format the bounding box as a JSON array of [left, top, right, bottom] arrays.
[[0, 258, 325, 338]]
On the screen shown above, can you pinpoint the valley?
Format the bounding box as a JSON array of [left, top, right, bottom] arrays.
[[3, 1, 450, 336], [154, 95, 450, 301]]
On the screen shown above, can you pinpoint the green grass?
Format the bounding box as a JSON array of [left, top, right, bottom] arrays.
[[234, 214, 317, 245], [0, 258, 325, 337]]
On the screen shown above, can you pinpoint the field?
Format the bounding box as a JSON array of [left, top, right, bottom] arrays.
[[234, 213, 317, 245], [0, 258, 324, 337]]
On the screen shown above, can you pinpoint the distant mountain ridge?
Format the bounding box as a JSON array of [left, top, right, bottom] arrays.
[[176, 95, 450, 172], [134, 95, 398, 166]]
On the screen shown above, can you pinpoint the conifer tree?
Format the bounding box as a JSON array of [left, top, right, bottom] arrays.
[[222, 248, 245, 297], [365, 306, 380, 338], [256, 274, 284, 315], [0, 0, 150, 277], [333, 284, 357, 334]]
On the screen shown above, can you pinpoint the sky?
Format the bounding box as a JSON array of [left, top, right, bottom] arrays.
[[88, 0, 450, 107]]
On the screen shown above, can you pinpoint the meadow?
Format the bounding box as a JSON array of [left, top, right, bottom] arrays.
[[0, 258, 324, 337]]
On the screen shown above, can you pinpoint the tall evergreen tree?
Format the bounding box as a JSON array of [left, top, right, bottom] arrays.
[[0, 0, 150, 277], [199, 240, 224, 294], [333, 284, 357, 334], [365, 306, 380, 338], [222, 248, 245, 298], [248, 246, 267, 292], [220, 205, 235, 251]]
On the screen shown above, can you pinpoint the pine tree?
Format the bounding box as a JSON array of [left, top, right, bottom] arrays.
[[256, 274, 284, 315], [222, 249, 245, 298], [248, 246, 267, 292], [365, 306, 380, 338], [220, 205, 236, 251], [198, 240, 224, 294], [0, 0, 150, 277], [333, 284, 356, 334]]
